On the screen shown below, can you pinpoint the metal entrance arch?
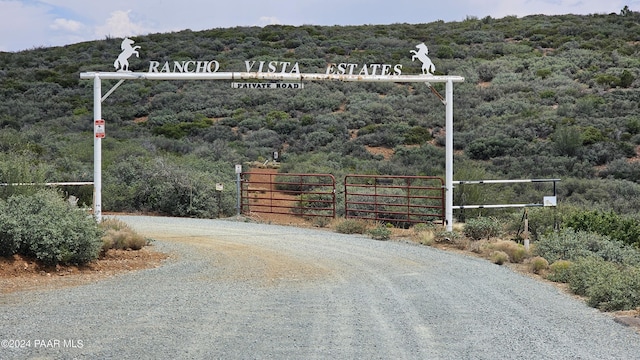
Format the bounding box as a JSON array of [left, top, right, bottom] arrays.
[[79, 71, 464, 229]]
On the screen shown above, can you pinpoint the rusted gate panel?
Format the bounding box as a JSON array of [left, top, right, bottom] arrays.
[[345, 175, 445, 226], [241, 172, 336, 219]]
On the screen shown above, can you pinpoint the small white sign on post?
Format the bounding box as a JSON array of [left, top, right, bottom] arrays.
[[95, 119, 105, 138], [235, 164, 242, 174], [544, 196, 557, 207]]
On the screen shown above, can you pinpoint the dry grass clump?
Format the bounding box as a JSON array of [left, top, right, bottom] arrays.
[[100, 219, 148, 254], [410, 223, 438, 245], [414, 230, 436, 246], [332, 219, 394, 240], [490, 251, 509, 265], [368, 223, 392, 240], [434, 230, 469, 250], [487, 240, 528, 263], [410, 223, 473, 249], [333, 219, 369, 234], [529, 256, 550, 274]]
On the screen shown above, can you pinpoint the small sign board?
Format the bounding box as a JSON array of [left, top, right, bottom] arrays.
[[216, 183, 224, 191], [95, 119, 105, 138], [235, 164, 242, 174], [543, 196, 557, 207], [231, 82, 303, 89]]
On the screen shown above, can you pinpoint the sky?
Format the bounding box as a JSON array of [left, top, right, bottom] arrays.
[[0, 0, 638, 52]]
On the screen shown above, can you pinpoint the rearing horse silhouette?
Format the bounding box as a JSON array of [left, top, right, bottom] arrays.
[[114, 38, 141, 72], [410, 43, 435, 75]]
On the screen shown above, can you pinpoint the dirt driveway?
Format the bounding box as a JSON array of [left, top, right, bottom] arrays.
[[2, 215, 640, 359]]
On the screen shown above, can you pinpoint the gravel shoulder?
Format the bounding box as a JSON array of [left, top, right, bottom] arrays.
[[2, 215, 640, 359]]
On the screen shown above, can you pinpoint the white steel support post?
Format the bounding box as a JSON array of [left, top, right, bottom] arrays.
[[445, 79, 454, 232], [93, 75, 102, 222]]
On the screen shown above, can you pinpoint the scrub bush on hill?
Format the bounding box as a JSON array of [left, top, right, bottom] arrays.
[[4, 12, 640, 221], [535, 228, 640, 311], [558, 178, 640, 216], [0, 190, 103, 266], [104, 155, 237, 218], [0, 152, 51, 199], [563, 209, 640, 247], [463, 217, 502, 240], [535, 228, 640, 266], [568, 257, 640, 311]]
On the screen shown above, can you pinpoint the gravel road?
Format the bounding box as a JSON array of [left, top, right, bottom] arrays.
[[2, 215, 640, 359]]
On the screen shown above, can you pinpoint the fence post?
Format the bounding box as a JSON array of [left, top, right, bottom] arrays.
[[524, 209, 530, 251], [235, 164, 241, 216]]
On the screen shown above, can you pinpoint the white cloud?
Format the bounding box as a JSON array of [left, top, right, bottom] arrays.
[[94, 10, 150, 39], [50, 18, 83, 32]]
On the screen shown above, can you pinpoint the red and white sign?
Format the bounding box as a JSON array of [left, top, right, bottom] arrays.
[[95, 119, 105, 138]]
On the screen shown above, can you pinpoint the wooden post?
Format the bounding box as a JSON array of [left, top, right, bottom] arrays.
[[524, 209, 530, 251]]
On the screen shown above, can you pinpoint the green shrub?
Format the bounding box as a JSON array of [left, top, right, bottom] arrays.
[[568, 257, 613, 296], [0, 152, 50, 199], [552, 126, 582, 157], [334, 219, 368, 234], [466, 136, 529, 160], [368, 225, 391, 240], [0, 190, 103, 266], [547, 260, 573, 282], [534, 228, 640, 265], [563, 209, 640, 247], [535, 229, 592, 263], [464, 217, 501, 240], [0, 204, 21, 257], [568, 257, 640, 311], [403, 126, 432, 145], [104, 156, 232, 218], [585, 265, 640, 311], [619, 70, 635, 88]]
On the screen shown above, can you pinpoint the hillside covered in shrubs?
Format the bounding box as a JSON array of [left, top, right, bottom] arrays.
[[1, 9, 640, 221]]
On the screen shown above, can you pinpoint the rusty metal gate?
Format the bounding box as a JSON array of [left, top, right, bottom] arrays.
[[241, 172, 336, 219], [344, 175, 445, 226]]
